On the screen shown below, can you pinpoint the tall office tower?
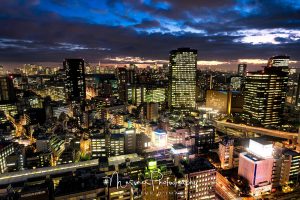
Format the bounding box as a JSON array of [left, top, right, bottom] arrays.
[[117, 67, 128, 102], [243, 66, 288, 127], [238, 139, 274, 196], [64, 59, 86, 103], [268, 55, 290, 73], [128, 63, 137, 84], [0, 76, 16, 103], [219, 138, 234, 169], [295, 74, 300, 108], [238, 63, 247, 76], [169, 48, 197, 113]]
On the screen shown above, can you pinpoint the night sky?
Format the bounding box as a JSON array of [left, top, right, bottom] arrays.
[[0, 0, 300, 70]]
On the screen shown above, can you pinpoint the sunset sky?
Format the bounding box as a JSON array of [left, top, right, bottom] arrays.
[[0, 0, 299, 70]]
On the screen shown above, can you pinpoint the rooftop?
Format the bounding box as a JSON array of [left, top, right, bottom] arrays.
[[250, 138, 272, 146], [244, 153, 262, 162], [283, 149, 300, 157], [184, 158, 214, 173], [172, 143, 187, 150]]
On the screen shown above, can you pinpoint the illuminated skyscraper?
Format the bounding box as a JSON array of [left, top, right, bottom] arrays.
[[268, 55, 290, 73], [64, 59, 86, 103], [169, 48, 197, 112], [238, 63, 247, 76], [243, 66, 288, 127]]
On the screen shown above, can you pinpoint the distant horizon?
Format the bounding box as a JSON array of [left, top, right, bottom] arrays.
[[1, 59, 299, 73]]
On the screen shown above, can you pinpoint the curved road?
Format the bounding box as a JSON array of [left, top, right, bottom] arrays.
[[214, 121, 298, 140]]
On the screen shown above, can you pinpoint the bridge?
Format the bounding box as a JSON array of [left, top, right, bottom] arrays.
[[214, 120, 298, 140]]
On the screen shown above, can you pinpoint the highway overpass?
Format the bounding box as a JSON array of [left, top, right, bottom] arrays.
[[0, 153, 142, 185], [214, 120, 298, 140], [0, 159, 99, 185]]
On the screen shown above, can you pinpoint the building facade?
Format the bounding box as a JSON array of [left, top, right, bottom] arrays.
[[169, 48, 197, 112], [243, 67, 288, 127]]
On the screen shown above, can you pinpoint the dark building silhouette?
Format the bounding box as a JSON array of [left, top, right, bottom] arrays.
[[63, 59, 86, 103], [0, 76, 16, 103]]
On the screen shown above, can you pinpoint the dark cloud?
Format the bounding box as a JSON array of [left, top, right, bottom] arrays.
[[0, 0, 299, 69], [134, 19, 161, 28]]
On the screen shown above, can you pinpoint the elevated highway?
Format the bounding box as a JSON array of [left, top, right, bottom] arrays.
[[214, 120, 298, 140], [0, 159, 99, 185]]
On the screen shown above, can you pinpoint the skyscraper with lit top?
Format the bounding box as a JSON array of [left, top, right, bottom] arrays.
[[168, 48, 197, 113], [238, 63, 247, 76], [243, 60, 289, 127]]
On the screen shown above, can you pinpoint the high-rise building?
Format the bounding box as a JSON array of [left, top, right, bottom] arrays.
[[64, 58, 86, 103], [243, 66, 288, 127], [219, 138, 234, 169], [0, 76, 16, 103], [117, 67, 128, 102], [268, 55, 290, 73], [169, 48, 197, 112], [238, 64, 247, 76], [280, 149, 300, 187]]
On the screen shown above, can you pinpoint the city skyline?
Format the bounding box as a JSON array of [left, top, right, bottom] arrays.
[[0, 0, 300, 70], [0, 1, 300, 199]]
